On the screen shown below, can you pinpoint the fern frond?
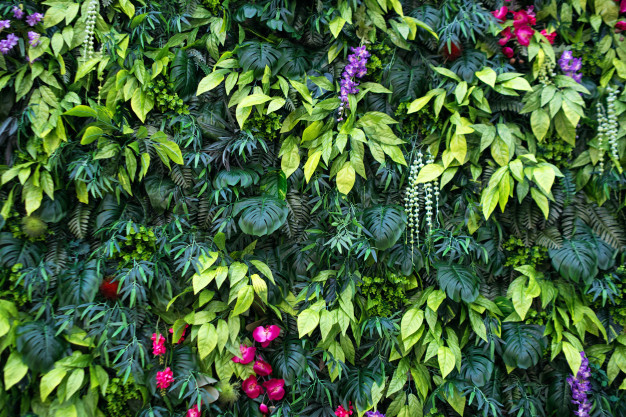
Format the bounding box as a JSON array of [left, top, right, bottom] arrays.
[[69, 204, 92, 239]]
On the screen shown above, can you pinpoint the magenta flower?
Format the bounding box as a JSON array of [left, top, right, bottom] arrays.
[[27, 31, 40, 47], [492, 6, 508, 20], [540, 29, 557, 44], [242, 375, 264, 399], [26, 13, 43, 27], [502, 47, 515, 58], [151, 333, 166, 356], [515, 26, 535, 46], [260, 404, 269, 413], [13, 7, 24, 20], [156, 367, 174, 390], [169, 324, 189, 344], [498, 27, 513, 45], [0, 20, 10, 31], [262, 378, 285, 401], [616, 21, 626, 30], [620, 0, 626, 13], [232, 344, 256, 364], [253, 359, 273, 376], [187, 403, 201, 417], [253, 325, 281, 347], [513, 8, 536, 28]]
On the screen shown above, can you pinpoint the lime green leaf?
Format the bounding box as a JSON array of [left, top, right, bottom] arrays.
[[415, 163, 444, 183], [4, 352, 28, 390], [438, 346, 456, 379], [298, 308, 320, 337], [232, 284, 254, 316], [198, 323, 218, 359], [197, 70, 229, 95]]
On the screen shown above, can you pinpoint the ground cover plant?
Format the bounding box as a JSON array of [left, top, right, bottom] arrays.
[[1, 0, 626, 416]]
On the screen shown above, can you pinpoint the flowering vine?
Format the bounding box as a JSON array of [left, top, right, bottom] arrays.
[[337, 46, 370, 122], [567, 352, 592, 417]]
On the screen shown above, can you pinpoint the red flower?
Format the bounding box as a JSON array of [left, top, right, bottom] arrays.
[[616, 20, 626, 30], [253, 359, 273, 376], [156, 367, 174, 390], [540, 29, 557, 44], [502, 47, 515, 58], [252, 325, 281, 347], [263, 378, 285, 401], [260, 404, 269, 414], [100, 277, 120, 300], [515, 26, 535, 46], [442, 42, 462, 61], [498, 27, 513, 45], [232, 344, 256, 364], [242, 375, 264, 399], [492, 6, 508, 20], [620, 0, 626, 13]]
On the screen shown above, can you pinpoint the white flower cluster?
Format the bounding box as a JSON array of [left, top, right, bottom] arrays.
[[405, 151, 439, 251], [596, 86, 621, 172], [83, 0, 99, 60]]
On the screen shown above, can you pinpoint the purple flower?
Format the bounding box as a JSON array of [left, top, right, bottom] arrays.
[[0, 20, 10, 31], [26, 13, 43, 27], [364, 411, 385, 417], [567, 352, 593, 417], [0, 33, 19, 54], [558, 51, 583, 83], [13, 6, 24, 20], [27, 31, 40, 47], [337, 45, 370, 121]]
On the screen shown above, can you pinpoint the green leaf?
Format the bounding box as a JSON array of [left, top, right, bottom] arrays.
[[501, 77, 533, 91], [75, 57, 101, 82], [436, 263, 480, 303], [401, 308, 424, 340], [533, 164, 556, 195], [437, 346, 455, 379], [298, 308, 320, 337], [363, 205, 407, 250], [329, 16, 346, 38], [4, 351, 28, 390], [233, 195, 288, 236], [336, 162, 356, 194], [198, 323, 218, 359], [476, 67, 497, 87], [65, 368, 85, 400], [304, 150, 322, 183], [81, 126, 103, 145], [196, 70, 229, 95], [64, 106, 97, 118], [41, 367, 67, 402], [530, 108, 550, 141], [502, 323, 547, 369], [131, 88, 154, 123], [415, 164, 444, 183], [232, 284, 254, 316], [239, 93, 272, 107], [562, 341, 582, 376]]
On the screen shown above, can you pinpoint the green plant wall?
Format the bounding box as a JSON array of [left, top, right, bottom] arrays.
[[1, 0, 626, 416]]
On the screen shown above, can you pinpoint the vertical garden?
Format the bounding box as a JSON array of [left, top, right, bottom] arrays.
[[0, 0, 626, 416]]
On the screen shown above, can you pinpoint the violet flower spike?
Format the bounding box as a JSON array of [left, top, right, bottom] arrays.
[[0, 20, 10, 31], [13, 7, 24, 20], [28, 31, 40, 47], [26, 13, 44, 27], [0, 33, 19, 54], [558, 51, 583, 84], [337, 45, 370, 121], [567, 352, 593, 417]]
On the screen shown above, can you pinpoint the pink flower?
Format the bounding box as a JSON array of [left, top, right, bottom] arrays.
[[616, 21, 626, 30], [156, 367, 174, 390], [187, 404, 200, 417], [263, 378, 285, 401], [335, 403, 354, 417], [232, 344, 256, 364], [252, 325, 281, 347], [513, 9, 536, 28], [260, 404, 269, 414], [515, 26, 535, 46], [492, 6, 508, 20], [498, 27, 513, 45], [253, 359, 273, 376], [152, 333, 166, 356], [502, 47, 515, 58], [540, 29, 557, 44], [242, 375, 264, 399], [620, 0, 626, 13], [169, 325, 189, 344]]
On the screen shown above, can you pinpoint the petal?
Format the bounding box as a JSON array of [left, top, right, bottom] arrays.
[[253, 326, 267, 343]]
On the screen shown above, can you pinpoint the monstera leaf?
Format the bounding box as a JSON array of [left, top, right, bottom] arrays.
[[272, 338, 307, 385], [0, 232, 44, 267], [234, 195, 288, 236], [170, 49, 197, 100], [60, 260, 101, 306], [502, 323, 547, 369], [363, 205, 407, 251], [549, 239, 598, 284], [238, 41, 281, 77], [16, 322, 65, 374], [214, 167, 260, 189], [436, 263, 481, 303], [460, 348, 494, 387]]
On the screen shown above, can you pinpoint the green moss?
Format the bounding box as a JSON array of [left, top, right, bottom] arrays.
[[243, 112, 282, 142], [146, 78, 189, 115], [360, 272, 409, 317], [395, 101, 443, 138], [502, 237, 548, 269], [110, 226, 157, 267], [103, 377, 142, 417]]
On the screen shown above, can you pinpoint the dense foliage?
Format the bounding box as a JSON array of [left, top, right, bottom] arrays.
[[1, 0, 626, 416]]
